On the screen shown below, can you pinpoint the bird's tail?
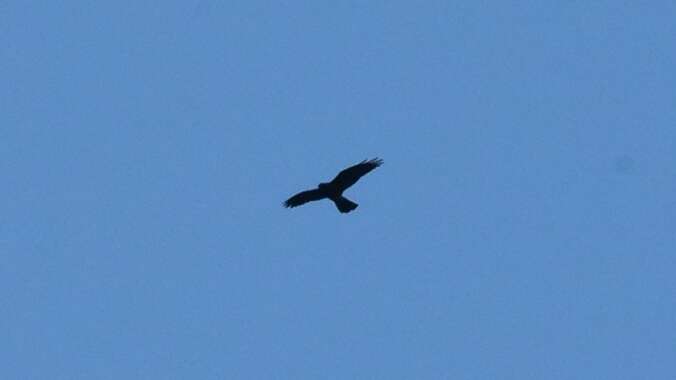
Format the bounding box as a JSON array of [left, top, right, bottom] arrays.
[[334, 196, 358, 213]]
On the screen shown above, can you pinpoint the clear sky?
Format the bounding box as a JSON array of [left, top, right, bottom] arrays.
[[2, 2, 675, 379]]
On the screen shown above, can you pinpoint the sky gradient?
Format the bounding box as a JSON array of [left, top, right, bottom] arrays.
[[2, 1, 675, 379]]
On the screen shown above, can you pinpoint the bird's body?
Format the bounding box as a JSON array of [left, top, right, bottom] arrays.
[[283, 158, 383, 213]]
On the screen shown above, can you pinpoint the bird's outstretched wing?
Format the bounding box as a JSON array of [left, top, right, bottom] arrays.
[[283, 189, 326, 208], [330, 158, 383, 192]]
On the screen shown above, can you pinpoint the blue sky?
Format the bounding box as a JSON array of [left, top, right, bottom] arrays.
[[2, 1, 675, 379]]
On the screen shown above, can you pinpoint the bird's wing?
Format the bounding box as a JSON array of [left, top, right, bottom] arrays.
[[329, 158, 383, 192], [283, 189, 326, 208]]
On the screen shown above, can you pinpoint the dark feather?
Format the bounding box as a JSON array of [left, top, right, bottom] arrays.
[[329, 158, 383, 192], [332, 196, 358, 213], [283, 189, 326, 208]]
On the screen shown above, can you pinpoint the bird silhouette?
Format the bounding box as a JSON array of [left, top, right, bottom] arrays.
[[283, 158, 383, 213]]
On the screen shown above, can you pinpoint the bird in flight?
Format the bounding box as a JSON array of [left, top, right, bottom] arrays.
[[283, 158, 384, 213]]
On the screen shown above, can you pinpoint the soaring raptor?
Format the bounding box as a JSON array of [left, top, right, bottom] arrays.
[[283, 158, 383, 213]]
